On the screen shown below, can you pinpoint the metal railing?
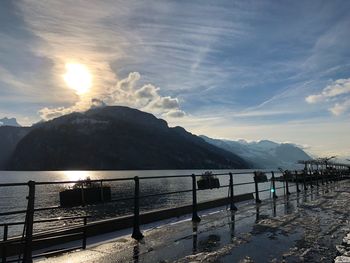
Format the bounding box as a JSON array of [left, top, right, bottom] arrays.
[[0, 167, 349, 262]]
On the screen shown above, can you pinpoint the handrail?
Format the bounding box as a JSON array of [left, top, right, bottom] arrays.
[[0, 169, 347, 217], [0, 168, 348, 188], [0, 182, 29, 187], [0, 215, 90, 227], [35, 177, 134, 185]]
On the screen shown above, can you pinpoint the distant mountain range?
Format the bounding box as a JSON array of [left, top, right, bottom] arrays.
[[0, 117, 21, 127], [201, 135, 312, 169], [0, 107, 312, 171], [4, 106, 248, 170]]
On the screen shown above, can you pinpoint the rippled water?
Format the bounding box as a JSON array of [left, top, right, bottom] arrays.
[[0, 170, 291, 238]]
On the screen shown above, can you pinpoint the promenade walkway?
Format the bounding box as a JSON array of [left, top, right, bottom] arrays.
[[37, 180, 350, 262]]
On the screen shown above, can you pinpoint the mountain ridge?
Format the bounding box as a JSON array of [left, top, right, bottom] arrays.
[[201, 135, 312, 169], [6, 106, 249, 170]]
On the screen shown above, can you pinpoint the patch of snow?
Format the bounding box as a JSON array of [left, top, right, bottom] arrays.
[[335, 256, 350, 263]]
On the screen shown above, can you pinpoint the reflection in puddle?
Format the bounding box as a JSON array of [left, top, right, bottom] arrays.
[[229, 211, 236, 241], [256, 204, 270, 222], [284, 198, 294, 214], [192, 222, 198, 253], [133, 242, 139, 263], [272, 200, 277, 217], [198, 234, 221, 252]]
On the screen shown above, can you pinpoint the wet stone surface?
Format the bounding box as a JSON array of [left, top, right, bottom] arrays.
[[37, 181, 350, 263]]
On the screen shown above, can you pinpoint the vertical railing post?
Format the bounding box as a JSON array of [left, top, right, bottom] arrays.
[[283, 172, 291, 195], [253, 172, 261, 203], [271, 171, 278, 199], [337, 171, 340, 181], [132, 176, 144, 240], [330, 170, 334, 183], [192, 174, 201, 222], [255, 205, 260, 222], [229, 173, 237, 211], [315, 171, 319, 187], [23, 180, 35, 263], [81, 184, 85, 207], [295, 171, 300, 192], [100, 180, 104, 202], [321, 170, 324, 185], [303, 170, 308, 191], [2, 224, 8, 263], [82, 217, 87, 249], [309, 170, 314, 189]]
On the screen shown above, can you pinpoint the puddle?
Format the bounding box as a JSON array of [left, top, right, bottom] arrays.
[[222, 230, 302, 263]]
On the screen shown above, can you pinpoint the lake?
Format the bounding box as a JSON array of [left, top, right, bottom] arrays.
[[0, 169, 290, 238]]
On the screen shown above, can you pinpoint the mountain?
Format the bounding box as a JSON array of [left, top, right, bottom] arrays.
[[0, 117, 21, 127], [0, 126, 30, 169], [7, 106, 249, 170], [201, 136, 312, 169]]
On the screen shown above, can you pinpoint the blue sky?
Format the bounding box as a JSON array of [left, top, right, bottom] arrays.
[[0, 1, 350, 157]]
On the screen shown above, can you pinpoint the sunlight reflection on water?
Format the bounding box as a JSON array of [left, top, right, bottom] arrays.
[[63, 170, 93, 181]]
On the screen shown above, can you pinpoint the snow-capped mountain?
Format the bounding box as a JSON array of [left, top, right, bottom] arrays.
[[0, 117, 21, 127], [201, 136, 312, 169]]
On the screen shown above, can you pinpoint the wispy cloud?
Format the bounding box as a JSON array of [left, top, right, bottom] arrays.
[[329, 99, 350, 116], [306, 78, 350, 115], [17, 0, 249, 120]]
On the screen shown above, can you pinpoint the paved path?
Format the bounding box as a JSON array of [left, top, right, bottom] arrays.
[[37, 181, 350, 263]]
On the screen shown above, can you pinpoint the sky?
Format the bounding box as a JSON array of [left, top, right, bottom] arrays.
[[0, 0, 350, 158]]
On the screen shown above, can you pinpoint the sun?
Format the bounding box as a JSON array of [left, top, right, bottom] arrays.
[[63, 63, 92, 94]]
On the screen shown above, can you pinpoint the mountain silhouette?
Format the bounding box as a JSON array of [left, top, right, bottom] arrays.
[[0, 126, 30, 168], [7, 106, 249, 170]]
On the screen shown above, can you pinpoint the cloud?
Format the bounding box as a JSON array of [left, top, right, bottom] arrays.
[[135, 85, 159, 100], [305, 94, 324, 104], [306, 78, 350, 103], [151, 97, 179, 110], [39, 99, 92, 120], [39, 72, 185, 120], [233, 110, 294, 118], [329, 99, 350, 116], [91, 98, 106, 109], [305, 78, 350, 115], [164, 109, 186, 118]]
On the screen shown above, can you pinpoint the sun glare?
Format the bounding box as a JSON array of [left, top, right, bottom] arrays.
[[63, 171, 92, 182], [63, 63, 92, 94]]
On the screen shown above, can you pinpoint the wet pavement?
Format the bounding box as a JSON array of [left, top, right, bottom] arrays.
[[37, 180, 350, 263]]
